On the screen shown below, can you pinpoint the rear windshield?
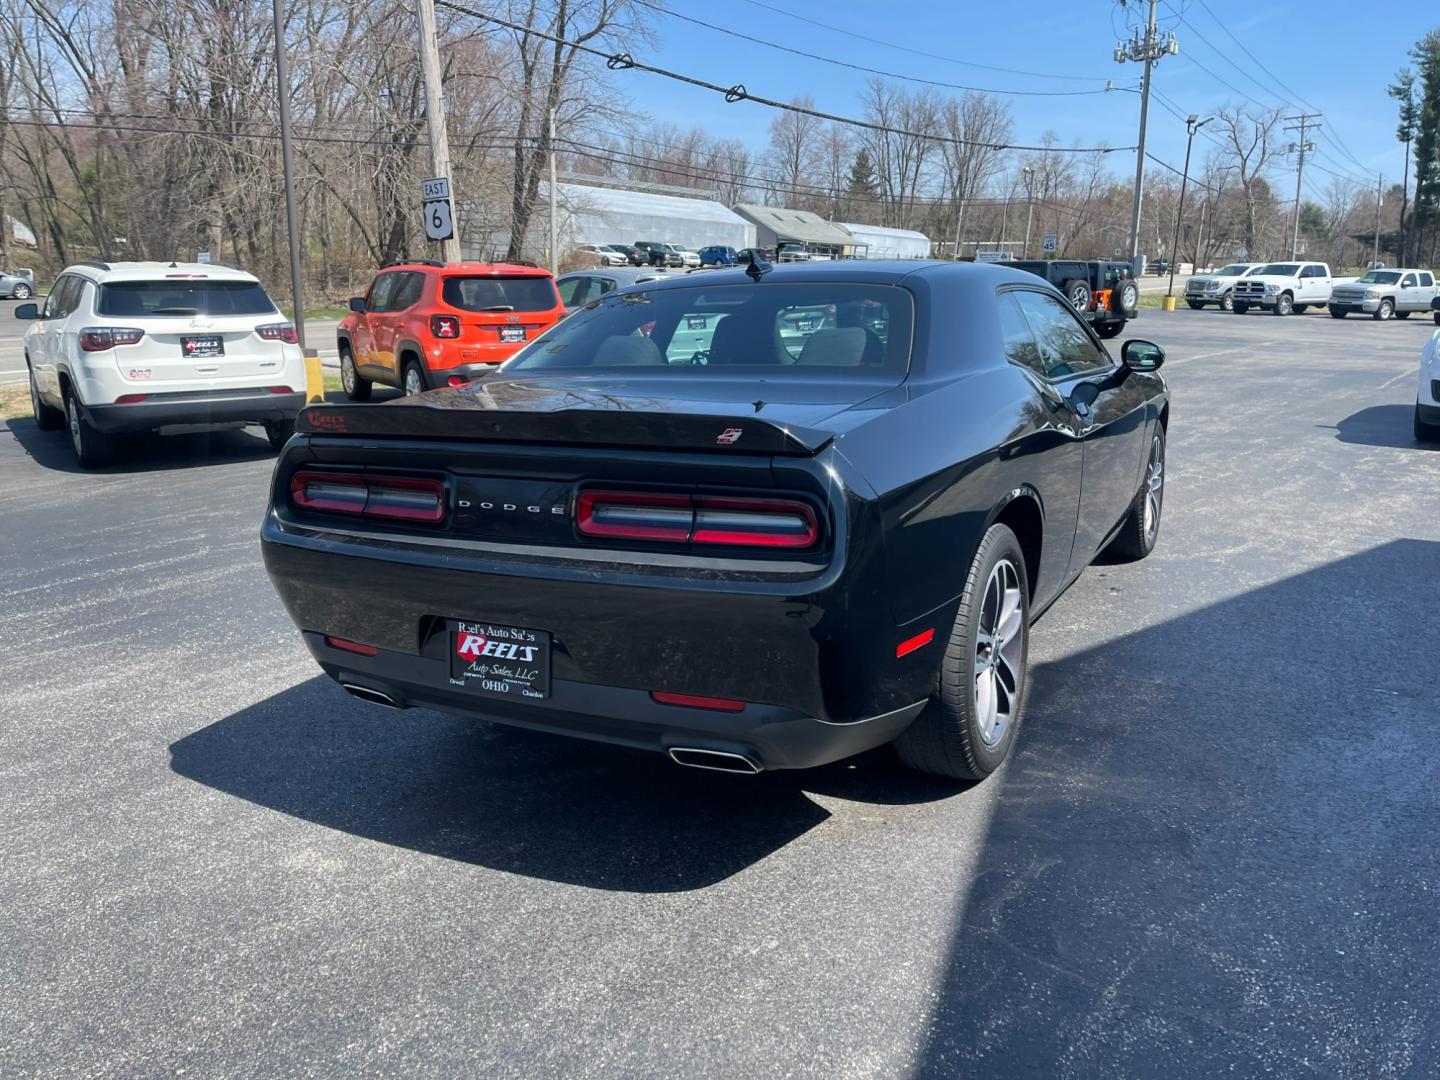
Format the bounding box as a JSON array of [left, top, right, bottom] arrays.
[[97, 279, 277, 317], [1356, 271, 1401, 284], [442, 276, 558, 313], [505, 282, 914, 374]]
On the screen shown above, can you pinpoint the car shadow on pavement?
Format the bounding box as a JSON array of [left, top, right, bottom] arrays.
[[915, 539, 1440, 1076], [1328, 403, 1435, 449], [170, 675, 963, 893], [5, 416, 279, 473]]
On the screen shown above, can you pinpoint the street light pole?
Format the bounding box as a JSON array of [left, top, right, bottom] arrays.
[[272, 0, 306, 349], [1168, 113, 1211, 299]]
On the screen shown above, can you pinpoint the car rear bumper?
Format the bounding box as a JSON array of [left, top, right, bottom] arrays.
[[84, 389, 305, 433], [1418, 401, 1440, 424], [301, 631, 923, 771]]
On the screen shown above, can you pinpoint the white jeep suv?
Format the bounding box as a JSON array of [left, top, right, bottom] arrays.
[[18, 261, 306, 467]]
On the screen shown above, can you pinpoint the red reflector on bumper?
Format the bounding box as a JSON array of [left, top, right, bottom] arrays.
[[896, 628, 935, 657], [447, 375, 468, 388], [114, 394, 147, 405], [325, 636, 379, 656], [650, 691, 746, 713]]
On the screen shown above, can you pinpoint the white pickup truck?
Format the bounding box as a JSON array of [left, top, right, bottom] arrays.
[[1328, 268, 1439, 321], [1232, 261, 1339, 316], [1183, 262, 1263, 311]]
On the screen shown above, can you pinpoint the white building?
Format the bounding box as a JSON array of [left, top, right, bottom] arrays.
[[839, 223, 931, 260]]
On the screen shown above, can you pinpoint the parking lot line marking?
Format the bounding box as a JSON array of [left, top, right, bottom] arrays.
[[1378, 369, 1417, 390], [1165, 341, 1282, 367]]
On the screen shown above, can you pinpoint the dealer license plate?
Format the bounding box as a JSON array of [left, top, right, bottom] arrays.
[[181, 334, 224, 358], [448, 620, 551, 701], [499, 326, 526, 344]]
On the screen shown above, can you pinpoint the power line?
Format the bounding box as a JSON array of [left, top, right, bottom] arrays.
[[632, 0, 1129, 98], [436, 0, 1133, 154], [731, 0, 1111, 82]]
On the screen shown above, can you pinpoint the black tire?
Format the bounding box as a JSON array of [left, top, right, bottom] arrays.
[[1220, 291, 1234, 312], [1095, 321, 1124, 339], [1062, 278, 1092, 312], [402, 359, 428, 397], [1329, 307, 1347, 319], [264, 419, 295, 451], [339, 344, 371, 401], [28, 364, 64, 430], [12, 281, 32, 300], [1293, 304, 1309, 314], [64, 390, 115, 468], [1233, 302, 1249, 314], [1106, 424, 1165, 561], [1272, 292, 1293, 316], [1417, 402, 1440, 444], [1117, 279, 1140, 317], [1373, 298, 1394, 321], [1186, 300, 1205, 310], [894, 523, 1030, 781], [1434, 313, 1440, 326], [1396, 310, 1411, 320]]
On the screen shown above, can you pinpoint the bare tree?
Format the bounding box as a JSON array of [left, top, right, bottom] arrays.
[[936, 92, 1011, 256], [765, 97, 823, 207], [1214, 105, 1283, 257]]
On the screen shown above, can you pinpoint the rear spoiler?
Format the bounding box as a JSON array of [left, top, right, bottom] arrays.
[[295, 402, 833, 456]]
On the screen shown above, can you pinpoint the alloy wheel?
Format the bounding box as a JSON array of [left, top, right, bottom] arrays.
[[67, 397, 83, 457], [341, 353, 356, 393], [404, 366, 423, 396], [1144, 434, 1164, 542], [14, 283, 30, 299], [973, 558, 1025, 748]]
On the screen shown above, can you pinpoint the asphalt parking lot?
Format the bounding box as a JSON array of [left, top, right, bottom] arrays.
[[2, 308, 1438, 1077]]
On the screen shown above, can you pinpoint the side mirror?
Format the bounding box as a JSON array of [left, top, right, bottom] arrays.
[[348, 296, 366, 313], [1121, 339, 1165, 372], [13, 302, 38, 320]]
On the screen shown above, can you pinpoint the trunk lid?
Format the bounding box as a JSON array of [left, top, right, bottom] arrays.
[[113, 316, 293, 386]]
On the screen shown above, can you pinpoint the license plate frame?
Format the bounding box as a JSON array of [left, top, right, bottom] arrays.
[[181, 334, 225, 359], [447, 619, 551, 701], [498, 326, 526, 344]]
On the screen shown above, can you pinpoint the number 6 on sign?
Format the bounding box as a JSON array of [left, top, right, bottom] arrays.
[[424, 198, 454, 242]]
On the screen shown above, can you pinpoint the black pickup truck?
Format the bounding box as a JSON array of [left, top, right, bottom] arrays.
[[1004, 259, 1140, 338]]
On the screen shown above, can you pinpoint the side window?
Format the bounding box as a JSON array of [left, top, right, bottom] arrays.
[[389, 272, 424, 310], [1420, 273, 1434, 288], [997, 292, 1046, 377], [593, 277, 617, 296], [44, 275, 75, 319], [1012, 290, 1111, 380], [1305, 265, 1325, 279], [1401, 273, 1418, 288], [556, 277, 589, 307], [366, 273, 400, 313]]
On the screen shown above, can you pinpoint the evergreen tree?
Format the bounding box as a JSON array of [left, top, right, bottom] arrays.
[[1410, 30, 1440, 264], [1389, 69, 1420, 263]]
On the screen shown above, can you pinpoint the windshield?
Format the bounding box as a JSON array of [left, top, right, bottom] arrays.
[[1257, 264, 1301, 276], [442, 276, 559, 313], [504, 282, 914, 374], [1356, 271, 1401, 284], [1217, 264, 1252, 276], [96, 279, 277, 317]]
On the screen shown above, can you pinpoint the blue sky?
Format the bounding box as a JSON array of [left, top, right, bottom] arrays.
[[620, 0, 1428, 195]]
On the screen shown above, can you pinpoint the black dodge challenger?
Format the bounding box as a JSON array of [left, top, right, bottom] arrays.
[[262, 261, 1169, 780]]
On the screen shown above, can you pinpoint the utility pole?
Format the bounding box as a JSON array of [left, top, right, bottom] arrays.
[[416, 0, 461, 262], [548, 106, 558, 275], [1283, 113, 1320, 260], [1167, 113, 1212, 298], [1373, 173, 1384, 267], [1022, 166, 1035, 259], [271, 0, 306, 348], [1115, 0, 1178, 271]]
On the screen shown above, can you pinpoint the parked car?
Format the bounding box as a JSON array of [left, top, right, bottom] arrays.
[[1416, 327, 1440, 442], [13, 260, 305, 467], [699, 245, 738, 267], [634, 242, 684, 268], [1232, 262, 1333, 315], [676, 248, 702, 269], [1, 268, 35, 299], [262, 262, 1170, 782], [573, 244, 628, 268], [555, 267, 665, 313], [1328, 268, 1439, 321], [606, 244, 646, 267], [336, 260, 564, 399], [776, 243, 811, 263], [1003, 259, 1140, 338], [1183, 262, 1263, 311]]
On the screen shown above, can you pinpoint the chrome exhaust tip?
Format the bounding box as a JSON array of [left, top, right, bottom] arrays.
[[667, 747, 762, 774], [340, 683, 403, 709]]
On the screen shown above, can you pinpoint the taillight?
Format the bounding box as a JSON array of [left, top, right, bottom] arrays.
[[290, 471, 446, 524], [80, 327, 144, 351], [257, 322, 299, 344], [447, 375, 468, 388], [575, 490, 818, 548], [431, 315, 460, 338]]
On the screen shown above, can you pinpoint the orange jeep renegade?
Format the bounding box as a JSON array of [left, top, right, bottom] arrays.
[[336, 260, 565, 398]]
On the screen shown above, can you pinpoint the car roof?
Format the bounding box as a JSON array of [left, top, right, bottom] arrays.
[[385, 260, 552, 278], [613, 259, 1041, 290], [66, 261, 260, 284], [558, 267, 672, 284]]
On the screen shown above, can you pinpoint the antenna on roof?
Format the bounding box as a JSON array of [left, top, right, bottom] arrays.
[[745, 254, 772, 281]]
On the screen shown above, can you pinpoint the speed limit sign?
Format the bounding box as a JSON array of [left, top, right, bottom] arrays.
[[423, 198, 454, 242]]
